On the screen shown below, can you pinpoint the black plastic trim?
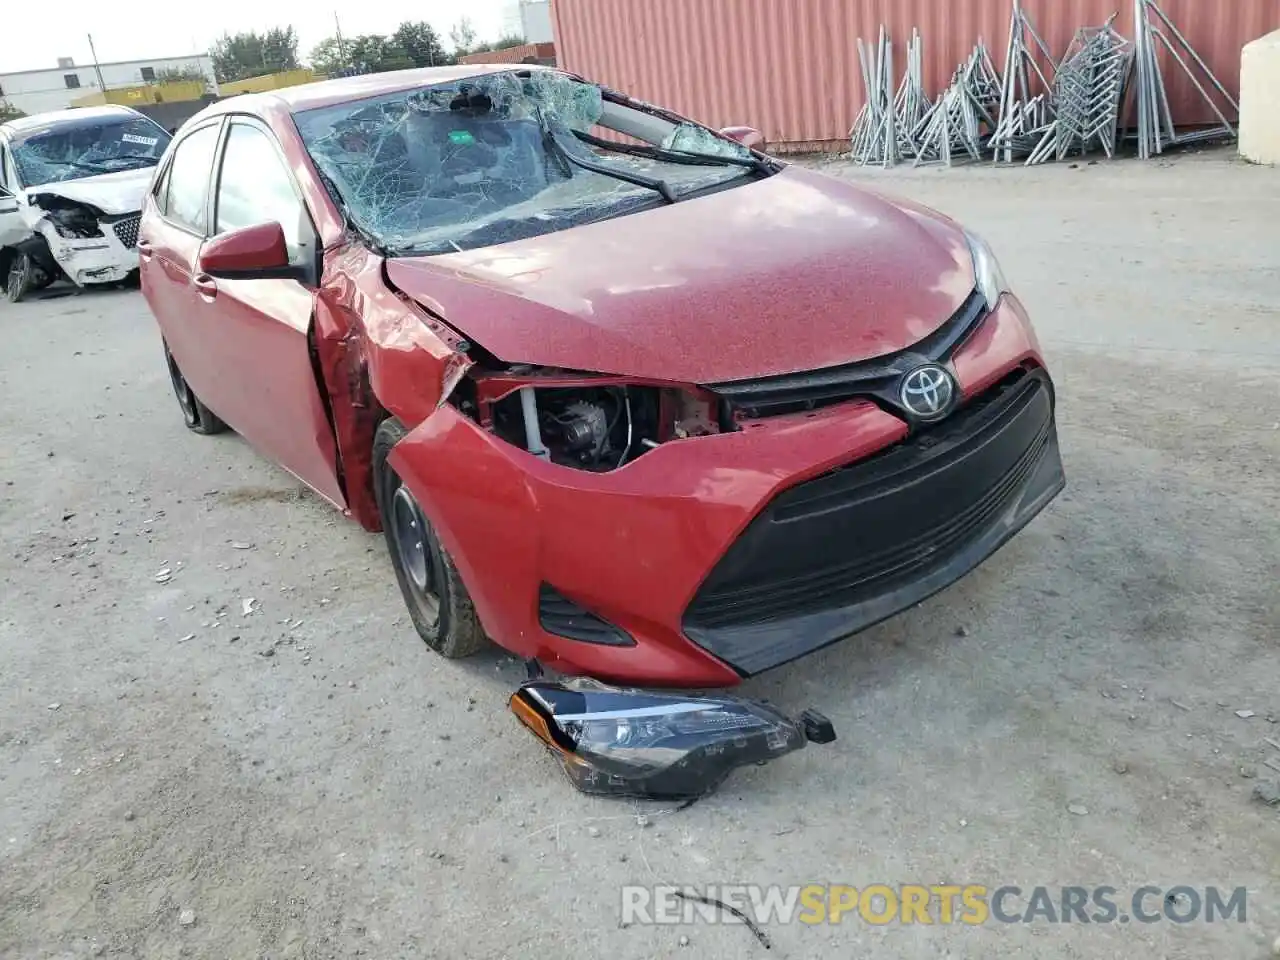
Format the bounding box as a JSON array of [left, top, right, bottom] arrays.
[[703, 288, 987, 419], [539, 584, 635, 646]]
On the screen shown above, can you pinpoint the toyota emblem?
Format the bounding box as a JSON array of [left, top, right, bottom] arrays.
[[899, 365, 956, 420]]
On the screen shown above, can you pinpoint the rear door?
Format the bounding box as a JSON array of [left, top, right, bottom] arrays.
[[139, 119, 223, 397], [201, 116, 344, 507]]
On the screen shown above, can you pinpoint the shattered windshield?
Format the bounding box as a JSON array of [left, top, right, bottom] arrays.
[[11, 115, 171, 187], [293, 71, 763, 255]]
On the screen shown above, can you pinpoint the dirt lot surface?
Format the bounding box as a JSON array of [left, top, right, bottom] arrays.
[[1, 149, 1278, 959]]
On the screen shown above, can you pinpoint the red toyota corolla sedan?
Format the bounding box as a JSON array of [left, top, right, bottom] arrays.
[[139, 66, 1063, 687]]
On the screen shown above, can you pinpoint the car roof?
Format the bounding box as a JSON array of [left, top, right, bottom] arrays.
[[1, 104, 145, 138], [205, 63, 558, 119]]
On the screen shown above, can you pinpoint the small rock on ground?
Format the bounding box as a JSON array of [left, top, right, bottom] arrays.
[[1253, 781, 1280, 806], [1067, 803, 1089, 816], [178, 909, 195, 927]]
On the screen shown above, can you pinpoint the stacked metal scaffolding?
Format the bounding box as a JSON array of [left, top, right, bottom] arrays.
[[1132, 0, 1238, 158], [849, 27, 898, 166], [850, 26, 935, 165], [990, 0, 1058, 161], [912, 44, 1002, 166], [1024, 21, 1132, 164], [893, 29, 932, 158], [847, 0, 1240, 169]]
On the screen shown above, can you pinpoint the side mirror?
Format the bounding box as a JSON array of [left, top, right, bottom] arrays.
[[197, 221, 298, 280], [719, 125, 766, 152]]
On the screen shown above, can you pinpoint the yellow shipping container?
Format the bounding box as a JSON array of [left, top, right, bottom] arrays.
[[218, 69, 316, 97], [69, 80, 207, 109]]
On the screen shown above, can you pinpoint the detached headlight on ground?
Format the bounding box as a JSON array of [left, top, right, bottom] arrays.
[[510, 678, 835, 800], [966, 230, 1009, 311]]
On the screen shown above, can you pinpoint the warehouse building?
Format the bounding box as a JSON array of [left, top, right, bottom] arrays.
[[0, 55, 216, 116]]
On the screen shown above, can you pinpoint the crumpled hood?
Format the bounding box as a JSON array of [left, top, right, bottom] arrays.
[[25, 167, 154, 216], [386, 166, 976, 384]]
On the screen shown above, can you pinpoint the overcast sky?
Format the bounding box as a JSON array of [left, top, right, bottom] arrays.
[[0, 0, 510, 72]]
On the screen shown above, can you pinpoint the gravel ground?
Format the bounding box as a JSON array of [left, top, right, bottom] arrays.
[[1, 149, 1278, 960]]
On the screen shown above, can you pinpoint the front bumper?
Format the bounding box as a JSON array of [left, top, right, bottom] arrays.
[[38, 214, 140, 287], [389, 294, 1062, 687], [683, 367, 1062, 673]]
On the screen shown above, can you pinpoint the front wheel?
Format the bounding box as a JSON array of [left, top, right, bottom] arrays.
[[373, 418, 487, 659], [5, 251, 34, 303]]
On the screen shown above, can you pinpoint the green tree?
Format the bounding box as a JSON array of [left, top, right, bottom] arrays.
[[153, 66, 208, 84], [210, 27, 299, 83], [262, 27, 301, 73], [345, 34, 413, 74], [392, 21, 450, 68], [308, 36, 348, 76], [0, 99, 24, 123], [449, 17, 478, 56]]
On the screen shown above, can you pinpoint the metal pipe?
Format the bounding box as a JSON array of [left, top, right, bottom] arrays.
[[1147, 0, 1240, 110], [616, 389, 633, 469], [1153, 28, 1237, 136], [519, 387, 549, 459]]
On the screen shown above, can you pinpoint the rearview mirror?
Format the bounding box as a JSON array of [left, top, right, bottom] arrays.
[[719, 126, 766, 151], [197, 222, 298, 280]]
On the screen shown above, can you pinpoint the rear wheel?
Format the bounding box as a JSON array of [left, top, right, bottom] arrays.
[[164, 343, 227, 435], [374, 418, 487, 658]]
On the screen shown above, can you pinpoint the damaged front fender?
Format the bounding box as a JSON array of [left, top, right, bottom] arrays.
[[312, 241, 473, 530]]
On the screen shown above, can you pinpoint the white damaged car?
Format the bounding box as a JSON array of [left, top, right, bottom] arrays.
[[0, 105, 171, 302]]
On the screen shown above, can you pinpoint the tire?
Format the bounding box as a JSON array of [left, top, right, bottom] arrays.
[[373, 417, 487, 659], [164, 342, 227, 435], [5, 251, 33, 303]]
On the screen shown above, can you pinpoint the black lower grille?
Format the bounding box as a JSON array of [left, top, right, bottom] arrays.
[[539, 584, 633, 646], [111, 215, 141, 250], [684, 369, 1057, 640]]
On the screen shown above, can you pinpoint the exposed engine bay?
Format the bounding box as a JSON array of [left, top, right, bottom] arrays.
[[29, 193, 108, 240], [451, 368, 724, 471]]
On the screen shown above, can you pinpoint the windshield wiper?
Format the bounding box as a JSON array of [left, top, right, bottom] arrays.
[[41, 159, 108, 173], [572, 129, 773, 176], [535, 109, 676, 204]]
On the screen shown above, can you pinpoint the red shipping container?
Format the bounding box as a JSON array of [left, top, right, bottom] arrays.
[[551, 0, 1278, 152]]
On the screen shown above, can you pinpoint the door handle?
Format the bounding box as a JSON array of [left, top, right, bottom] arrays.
[[193, 274, 218, 299]]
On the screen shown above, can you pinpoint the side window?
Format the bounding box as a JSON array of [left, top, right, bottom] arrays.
[[151, 160, 172, 215], [165, 124, 220, 233], [215, 122, 308, 262], [0, 143, 11, 193]]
